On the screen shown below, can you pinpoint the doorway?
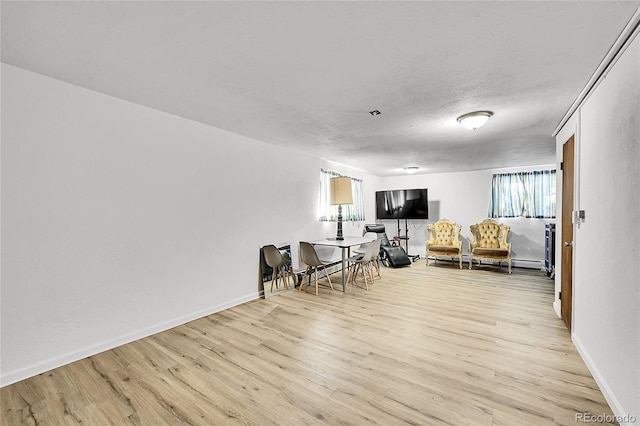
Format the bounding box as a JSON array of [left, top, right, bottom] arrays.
[[561, 135, 575, 330]]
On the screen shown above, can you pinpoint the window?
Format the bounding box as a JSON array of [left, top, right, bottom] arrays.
[[319, 169, 365, 222], [490, 170, 556, 218]]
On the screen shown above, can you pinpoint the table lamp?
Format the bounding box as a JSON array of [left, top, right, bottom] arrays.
[[330, 177, 353, 240]]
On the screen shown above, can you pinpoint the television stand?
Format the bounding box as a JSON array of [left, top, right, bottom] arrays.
[[396, 219, 420, 262]]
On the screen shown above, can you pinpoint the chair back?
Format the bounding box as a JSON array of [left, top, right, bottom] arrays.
[[363, 231, 378, 240], [427, 220, 461, 245], [354, 232, 378, 253], [281, 250, 292, 264], [369, 238, 382, 260], [470, 219, 510, 248], [299, 242, 323, 267], [263, 244, 285, 268], [364, 223, 391, 247], [358, 240, 376, 263]]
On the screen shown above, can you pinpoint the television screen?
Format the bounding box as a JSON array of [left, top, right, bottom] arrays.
[[376, 189, 428, 220]]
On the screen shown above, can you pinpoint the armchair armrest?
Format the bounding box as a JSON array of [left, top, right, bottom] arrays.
[[499, 225, 511, 251], [426, 224, 436, 246], [469, 224, 479, 249]]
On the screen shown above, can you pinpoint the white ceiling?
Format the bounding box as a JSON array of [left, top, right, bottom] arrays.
[[2, 1, 638, 176]]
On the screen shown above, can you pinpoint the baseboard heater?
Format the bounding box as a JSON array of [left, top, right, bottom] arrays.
[[427, 254, 544, 270], [511, 258, 545, 270]]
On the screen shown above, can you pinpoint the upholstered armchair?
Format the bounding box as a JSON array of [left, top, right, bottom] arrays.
[[469, 219, 512, 273], [426, 219, 463, 269]]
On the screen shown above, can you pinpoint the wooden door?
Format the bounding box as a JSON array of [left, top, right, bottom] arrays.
[[561, 136, 575, 330]]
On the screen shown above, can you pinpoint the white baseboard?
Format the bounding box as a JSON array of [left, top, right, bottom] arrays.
[[552, 299, 561, 318], [0, 292, 261, 388], [572, 333, 635, 425]]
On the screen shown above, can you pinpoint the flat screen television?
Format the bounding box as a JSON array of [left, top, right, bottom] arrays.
[[376, 189, 428, 220]]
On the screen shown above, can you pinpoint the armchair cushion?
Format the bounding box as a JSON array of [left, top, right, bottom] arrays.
[[429, 245, 461, 253], [472, 247, 509, 257]]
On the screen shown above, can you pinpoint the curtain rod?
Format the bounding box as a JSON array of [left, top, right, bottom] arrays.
[[321, 168, 362, 182], [552, 6, 640, 137]]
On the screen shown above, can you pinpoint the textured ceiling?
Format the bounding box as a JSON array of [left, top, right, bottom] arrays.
[[2, 1, 638, 176]]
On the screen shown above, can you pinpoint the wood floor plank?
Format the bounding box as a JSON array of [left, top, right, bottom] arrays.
[[1, 263, 617, 425]]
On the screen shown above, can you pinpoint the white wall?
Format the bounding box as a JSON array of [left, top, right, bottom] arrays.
[[378, 166, 555, 268], [555, 34, 639, 423], [0, 64, 380, 386]]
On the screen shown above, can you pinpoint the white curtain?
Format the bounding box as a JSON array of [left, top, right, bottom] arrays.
[[490, 170, 556, 218]]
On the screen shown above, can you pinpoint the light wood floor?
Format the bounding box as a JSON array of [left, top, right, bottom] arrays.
[[1, 262, 616, 425]]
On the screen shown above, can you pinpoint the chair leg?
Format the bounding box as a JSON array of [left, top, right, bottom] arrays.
[[373, 259, 381, 278], [354, 263, 361, 284], [458, 254, 462, 270], [351, 264, 361, 285], [361, 263, 369, 290], [353, 262, 368, 290], [324, 266, 333, 290], [288, 266, 297, 287], [302, 265, 335, 295], [346, 262, 355, 285], [299, 266, 312, 292], [281, 266, 289, 289]]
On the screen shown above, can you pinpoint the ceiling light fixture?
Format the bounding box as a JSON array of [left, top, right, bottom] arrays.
[[369, 110, 382, 116], [404, 166, 419, 175], [456, 111, 493, 130]]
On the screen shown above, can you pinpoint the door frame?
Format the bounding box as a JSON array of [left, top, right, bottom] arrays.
[[560, 135, 575, 331]]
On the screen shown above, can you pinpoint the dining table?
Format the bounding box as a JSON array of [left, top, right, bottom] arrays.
[[308, 236, 375, 292]]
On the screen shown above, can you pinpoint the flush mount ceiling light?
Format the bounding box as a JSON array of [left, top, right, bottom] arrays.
[[404, 166, 419, 174], [369, 110, 382, 116], [456, 111, 493, 130]]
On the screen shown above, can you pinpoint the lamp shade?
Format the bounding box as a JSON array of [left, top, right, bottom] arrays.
[[330, 177, 353, 205]]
